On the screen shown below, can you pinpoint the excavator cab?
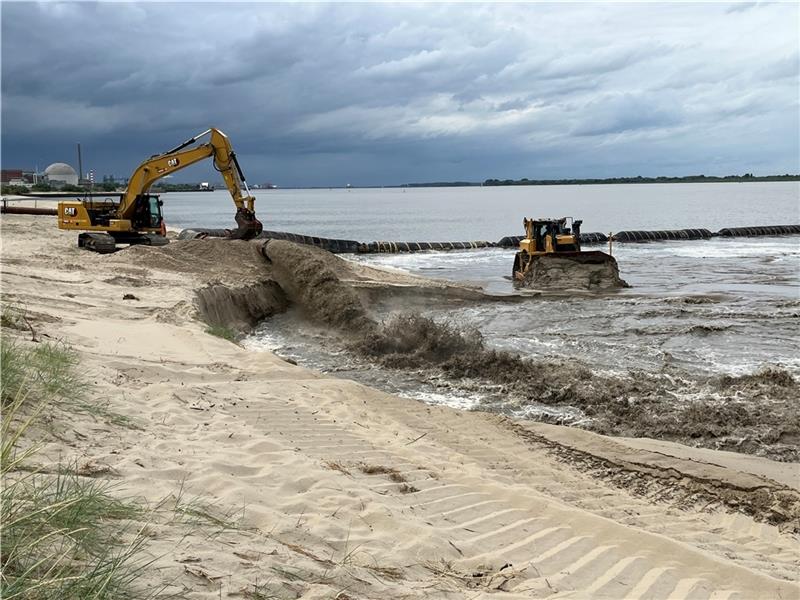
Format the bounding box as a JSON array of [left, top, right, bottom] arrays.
[[131, 195, 164, 230]]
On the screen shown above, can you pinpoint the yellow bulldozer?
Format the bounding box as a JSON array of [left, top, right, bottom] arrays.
[[57, 127, 262, 253], [512, 217, 626, 290]]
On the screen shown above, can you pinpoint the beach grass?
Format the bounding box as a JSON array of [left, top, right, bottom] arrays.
[[0, 341, 153, 599], [1, 337, 81, 408]]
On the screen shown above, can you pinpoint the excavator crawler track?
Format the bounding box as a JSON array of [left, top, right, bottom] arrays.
[[78, 232, 117, 254]]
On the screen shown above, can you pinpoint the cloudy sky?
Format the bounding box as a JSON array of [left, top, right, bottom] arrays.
[[2, 2, 798, 186]]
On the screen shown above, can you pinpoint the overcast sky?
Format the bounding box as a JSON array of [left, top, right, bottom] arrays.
[[2, 2, 798, 186]]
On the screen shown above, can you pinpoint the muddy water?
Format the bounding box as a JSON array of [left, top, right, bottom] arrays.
[[350, 237, 800, 377], [229, 183, 799, 455], [244, 235, 799, 437]]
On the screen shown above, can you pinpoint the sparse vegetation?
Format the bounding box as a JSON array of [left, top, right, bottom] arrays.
[[167, 479, 246, 536], [0, 348, 152, 598], [0, 335, 136, 429], [1, 338, 82, 408], [357, 463, 403, 478], [1, 303, 26, 330], [323, 460, 352, 475], [398, 483, 419, 494], [205, 324, 237, 342]]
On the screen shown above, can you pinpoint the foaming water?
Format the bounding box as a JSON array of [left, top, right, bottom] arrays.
[[352, 237, 800, 377], [244, 235, 799, 417]]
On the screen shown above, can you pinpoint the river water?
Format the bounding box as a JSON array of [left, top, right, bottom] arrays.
[[163, 183, 800, 413]]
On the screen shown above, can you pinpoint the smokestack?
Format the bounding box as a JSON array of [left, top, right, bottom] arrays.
[[77, 143, 83, 182]]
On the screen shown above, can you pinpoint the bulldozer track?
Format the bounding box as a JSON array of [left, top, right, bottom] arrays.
[[76, 328, 800, 600], [218, 387, 798, 598]]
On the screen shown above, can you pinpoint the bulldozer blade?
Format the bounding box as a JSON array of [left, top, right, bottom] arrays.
[[539, 250, 617, 265], [513, 250, 628, 290]]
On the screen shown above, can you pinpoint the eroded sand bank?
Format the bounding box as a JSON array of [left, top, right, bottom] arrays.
[[1, 214, 798, 599]]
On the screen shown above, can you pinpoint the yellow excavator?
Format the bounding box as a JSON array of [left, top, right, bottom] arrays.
[[57, 128, 263, 253], [512, 217, 626, 289]]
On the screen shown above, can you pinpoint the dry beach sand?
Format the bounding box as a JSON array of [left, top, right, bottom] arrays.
[[1, 213, 798, 599]]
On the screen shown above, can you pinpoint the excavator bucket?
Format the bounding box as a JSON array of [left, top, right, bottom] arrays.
[[228, 208, 263, 240], [513, 250, 628, 291]]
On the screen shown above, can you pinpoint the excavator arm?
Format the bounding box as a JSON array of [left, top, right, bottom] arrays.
[[121, 127, 262, 239]]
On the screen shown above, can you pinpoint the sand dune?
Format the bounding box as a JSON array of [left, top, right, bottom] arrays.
[[1, 213, 798, 599]]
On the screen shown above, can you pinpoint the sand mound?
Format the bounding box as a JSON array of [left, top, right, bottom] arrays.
[[117, 239, 268, 284]]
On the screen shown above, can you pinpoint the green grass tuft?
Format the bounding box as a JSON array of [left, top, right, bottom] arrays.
[[1, 338, 81, 407], [205, 325, 237, 342]]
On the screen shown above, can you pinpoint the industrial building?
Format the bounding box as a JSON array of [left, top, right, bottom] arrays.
[[1, 169, 35, 186], [44, 162, 79, 187]]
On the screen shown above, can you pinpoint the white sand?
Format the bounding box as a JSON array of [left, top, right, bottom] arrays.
[[1, 213, 798, 599]]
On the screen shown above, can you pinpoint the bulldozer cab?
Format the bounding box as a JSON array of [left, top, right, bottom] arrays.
[[521, 217, 582, 254]]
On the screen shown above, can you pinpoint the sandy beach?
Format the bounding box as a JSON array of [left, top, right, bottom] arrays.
[[1, 213, 798, 599]]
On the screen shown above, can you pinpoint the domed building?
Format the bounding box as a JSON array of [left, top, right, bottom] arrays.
[[44, 162, 79, 187]]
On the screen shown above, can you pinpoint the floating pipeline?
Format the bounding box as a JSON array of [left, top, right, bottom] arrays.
[[178, 224, 799, 254], [256, 230, 362, 254], [177, 228, 230, 240], [612, 229, 714, 242], [717, 224, 800, 237], [359, 240, 494, 253], [177, 228, 361, 253]]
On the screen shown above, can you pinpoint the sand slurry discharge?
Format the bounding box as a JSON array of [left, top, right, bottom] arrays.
[[2, 216, 798, 599], [261, 240, 800, 464]]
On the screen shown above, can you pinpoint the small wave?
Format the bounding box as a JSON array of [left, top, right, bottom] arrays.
[[682, 324, 732, 335], [664, 295, 722, 305]]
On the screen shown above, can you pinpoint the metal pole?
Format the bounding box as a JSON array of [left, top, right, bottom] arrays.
[[77, 143, 83, 182]]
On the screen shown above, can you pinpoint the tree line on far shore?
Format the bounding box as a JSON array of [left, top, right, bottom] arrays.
[[403, 173, 799, 187], [479, 173, 799, 186]]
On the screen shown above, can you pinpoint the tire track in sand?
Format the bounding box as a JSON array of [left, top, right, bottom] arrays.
[[256, 391, 799, 598]]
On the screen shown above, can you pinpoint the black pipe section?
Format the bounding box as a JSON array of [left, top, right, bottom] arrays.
[[580, 232, 609, 244], [717, 225, 800, 237], [178, 224, 799, 253], [1, 206, 57, 216], [612, 229, 713, 242], [496, 236, 523, 247], [359, 240, 493, 253], [257, 230, 361, 254], [178, 229, 229, 240]]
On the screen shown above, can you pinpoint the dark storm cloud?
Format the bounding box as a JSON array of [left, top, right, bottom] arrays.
[[2, 2, 798, 186]]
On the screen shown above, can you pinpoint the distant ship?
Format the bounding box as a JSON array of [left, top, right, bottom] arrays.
[[198, 182, 215, 191]]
